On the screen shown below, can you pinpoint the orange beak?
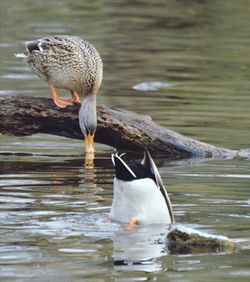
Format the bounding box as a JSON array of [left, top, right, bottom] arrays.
[[85, 134, 95, 154]]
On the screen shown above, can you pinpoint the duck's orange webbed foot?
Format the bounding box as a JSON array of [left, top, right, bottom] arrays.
[[57, 98, 74, 107], [71, 90, 81, 104], [49, 84, 73, 108], [125, 217, 138, 230], [129, 217, 138, 225]]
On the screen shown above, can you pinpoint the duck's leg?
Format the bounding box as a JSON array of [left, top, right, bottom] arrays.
[[129, 217, 138, 225], [70, 90, 81, 104], [48, 83, 73, 108], [125, 217, 138, 230]]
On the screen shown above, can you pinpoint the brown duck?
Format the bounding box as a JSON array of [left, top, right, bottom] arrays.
[[15, 35, 103, 155]]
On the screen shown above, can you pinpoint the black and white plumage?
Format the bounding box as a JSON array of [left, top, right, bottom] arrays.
[[111, 150, 174, 225]]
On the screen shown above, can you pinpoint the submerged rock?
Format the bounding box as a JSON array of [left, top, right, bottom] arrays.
[[167, 224, 235, 254]]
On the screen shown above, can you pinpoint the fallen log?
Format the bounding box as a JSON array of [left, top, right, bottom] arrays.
[[0, 95, 248, 159]]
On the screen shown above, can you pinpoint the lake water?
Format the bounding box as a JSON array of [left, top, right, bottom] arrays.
[[0, 0, 250, 281]]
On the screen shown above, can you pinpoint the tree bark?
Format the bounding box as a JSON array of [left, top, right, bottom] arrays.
[[0, 95, 247, 159]]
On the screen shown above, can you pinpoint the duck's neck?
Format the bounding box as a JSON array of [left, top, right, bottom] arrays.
[[79, 94, 97, 136]]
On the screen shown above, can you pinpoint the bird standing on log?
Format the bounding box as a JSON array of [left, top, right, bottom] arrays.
[[15, 35, 103, 160]]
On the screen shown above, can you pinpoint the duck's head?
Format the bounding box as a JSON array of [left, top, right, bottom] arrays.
[[78, 94, 97, 154]]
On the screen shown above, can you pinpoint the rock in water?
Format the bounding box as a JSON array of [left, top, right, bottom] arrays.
[[167, 224, 235, 254]]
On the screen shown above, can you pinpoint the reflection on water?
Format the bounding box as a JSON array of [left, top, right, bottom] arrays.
[[133, 81, 174, 91], [112, 224, 169, 272], [0, 152, 249, 280], [1, 0, 250, 281]]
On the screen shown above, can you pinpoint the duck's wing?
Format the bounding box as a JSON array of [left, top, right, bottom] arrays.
[[142, 149, 174, 223], [18, 36, 77, 79]]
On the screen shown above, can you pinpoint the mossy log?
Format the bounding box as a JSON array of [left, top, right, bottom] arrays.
[[0, 95, 248, 158]]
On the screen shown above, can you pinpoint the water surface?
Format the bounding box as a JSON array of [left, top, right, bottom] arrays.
[[0, 0, 250, 281]]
